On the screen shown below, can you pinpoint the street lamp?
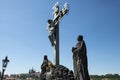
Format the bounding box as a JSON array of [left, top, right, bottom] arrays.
[[1, 56, 9, 80]]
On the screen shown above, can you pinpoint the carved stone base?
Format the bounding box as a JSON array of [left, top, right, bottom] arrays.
[[42, 65, 74, 80]]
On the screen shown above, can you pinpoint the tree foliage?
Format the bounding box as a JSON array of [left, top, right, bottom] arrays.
[[90, 74, 120, 80]]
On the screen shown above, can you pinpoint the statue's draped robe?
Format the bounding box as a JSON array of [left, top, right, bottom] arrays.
[[73, 40, 90, 80]]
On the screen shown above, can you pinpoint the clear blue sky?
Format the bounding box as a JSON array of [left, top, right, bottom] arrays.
[[0, 0, 120, 75]]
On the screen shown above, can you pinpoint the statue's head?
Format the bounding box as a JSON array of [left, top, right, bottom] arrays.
[[44, 55, 48, 60], [77, 35, 83, 41], [47, 19, 52, 24]]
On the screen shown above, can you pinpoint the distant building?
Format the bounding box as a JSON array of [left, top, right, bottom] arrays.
[[29, 68, 35, 74], [4, 68, 40, 80], [5, 77, 16, 80], [4, 75, 9, 78], [102, 78, 109, 80]]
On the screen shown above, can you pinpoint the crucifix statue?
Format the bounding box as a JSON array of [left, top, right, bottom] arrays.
[[47, 2, 69, 65]]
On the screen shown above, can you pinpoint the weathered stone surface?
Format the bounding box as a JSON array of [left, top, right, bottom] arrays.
[[40, 65, 74, 80]]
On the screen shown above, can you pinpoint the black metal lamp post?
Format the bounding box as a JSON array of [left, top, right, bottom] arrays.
[[1, 56, 9, 80]]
